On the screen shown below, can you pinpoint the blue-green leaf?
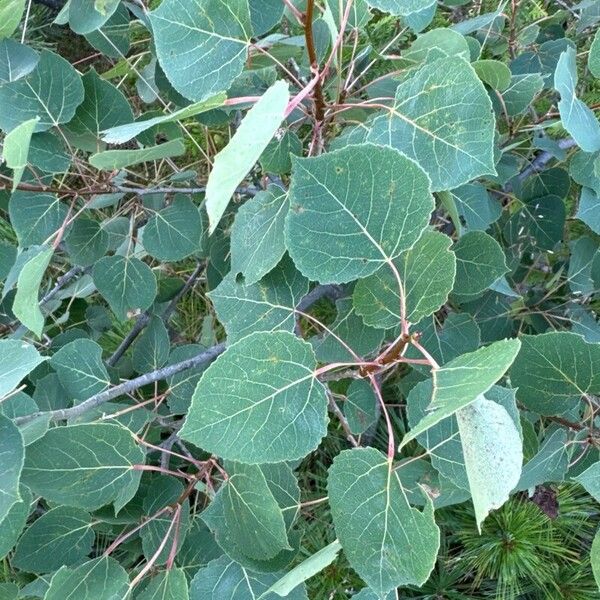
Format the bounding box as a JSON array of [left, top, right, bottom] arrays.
[[285, 143, 433, 283], [0, 51, 83, 132], [150, 0, 251, 102], [180, 331, 328, 464], [368, 57, 496, 190], [555, 47, 600, 152], [328, 447, 439, 595], [22, 423, 144, 511]]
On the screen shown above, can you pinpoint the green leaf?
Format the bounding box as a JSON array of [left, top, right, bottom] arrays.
[[102, 93, 226, 144], [407, 383, 519, 494], [260, 130, 302, 175], [520, 166, 571, 201], [499, 73, 544, 116], [408, 378, 469, 491], [12, 245, 53, 337], [401, 338, 521, 447], [450, 3, 505, 35], [516, 429, 568, 492], [18, 413, 51, 447], [353, 230, 456, 329], [0, 0, 25, 40], [0, 50, 83, 132], [452, 231, 508, 300], [437, 189, 462, 235], [461, 291, 513, 343], [456, 396, 522, 530], [568, 236, 598, 295], [403, 28, 470, 64], [328, 447, 440, 595], [2, 117, 38, 189], [150, 0, 251, 102], [222, 462, 290, 560], [0, 487, 31, 560], [368, 57, 496, 191], [504, 195, 566, 250], [592, 529, 600, 591], [136, 569, 189, 600], [431, 339, 520, 409], [0, 39, 38, 84], [210, 255, 309, 343], [352, 588, 396, 600], [64, 218, 109, 267], [143, 195, 202, 261], [92, 255, 157, 320], [310, 297, 384, 363], [249, 0, 285, 36], [166, 344, 210, 414], [2, 245, 45, 301], [285, 143, 433, 283], [44, 556, 129, 600], [576, 187, 600, 234], [132, 316, 170, 373], [570, 150, 600, 195], [176, 518, 223, 579], [449, 183, 502, 232], [574, 461, 600, 502], [202, 463, 301, 572], [64, 69, 133, 152], [230, 185, 288, 285], [68, 0, 120, 34], [29, 131, 71, 173], [50, 339, 110, 402], [402, 1, 436, 32], [89, 138, 186, 170], [0, 414, 24, 523], [473, 59, 511, 91], [206, 80, 289, 233], [190, 555, 307, 600], [84, 3, 130, 58], [9, 192, 68, 247], [264, 540, 342, 597], [343, 379, 378, 435], [590, 28, 600, 78], [0, 340, 45, 399], [180, 331, 328, 464], [555, 47, 600, 152], [510, 331, 600, 415], [364, 0, 435, 16], [12, 506, 94, 573], [22, 423, 144, 511], [0, 242, 17, 283]]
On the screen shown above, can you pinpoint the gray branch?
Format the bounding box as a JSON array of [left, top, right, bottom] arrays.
[[15, 343, 226, 425], [39, 266, 87, 305], [296, 284, 345, 312], [114, 184, 260, 197], [16, 283, 339, 425], [503, 137, 577, 193], [516, 138, 577, 183]]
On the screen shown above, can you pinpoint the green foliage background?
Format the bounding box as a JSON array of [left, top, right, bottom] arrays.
[[1, 0, 600, 599]]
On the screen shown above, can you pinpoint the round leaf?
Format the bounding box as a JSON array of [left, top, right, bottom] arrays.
[[180, 331, 329, 464], [285, 143, 434, 284]]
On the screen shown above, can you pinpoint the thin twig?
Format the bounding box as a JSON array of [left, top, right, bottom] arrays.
[[304, 0, 326, 122], [39, 265, 87, 305], [0, 180, 259, 197], [328, 393, 359, 447]]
